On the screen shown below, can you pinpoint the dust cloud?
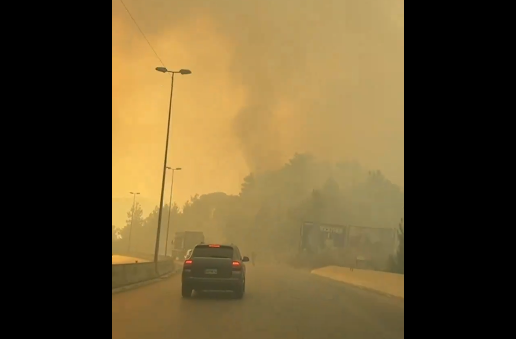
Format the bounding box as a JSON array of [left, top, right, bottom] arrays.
[[112, 0, 404, 226]]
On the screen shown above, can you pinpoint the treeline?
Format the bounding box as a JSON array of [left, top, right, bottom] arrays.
[[112, 153, 404, 270]]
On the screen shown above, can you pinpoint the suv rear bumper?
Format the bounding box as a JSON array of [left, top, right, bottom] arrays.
[[182, 276, 242, 290]]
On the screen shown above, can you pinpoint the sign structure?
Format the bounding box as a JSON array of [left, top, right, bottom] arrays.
[[300, 221, 397, 269], [301, 221, 395, 249], [300, 222, 347, 251], [319, 225, 344, 234]]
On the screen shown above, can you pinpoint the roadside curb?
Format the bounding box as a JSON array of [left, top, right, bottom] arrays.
[[112, 270, 179, 295], [310, 271, 404, 301]]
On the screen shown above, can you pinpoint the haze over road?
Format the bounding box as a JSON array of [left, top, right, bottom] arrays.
[[112, 264, 404, 339]]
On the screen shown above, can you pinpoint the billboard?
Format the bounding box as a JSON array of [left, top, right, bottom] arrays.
[[300, 222, 396, 256], [301, 222, 347, 252]]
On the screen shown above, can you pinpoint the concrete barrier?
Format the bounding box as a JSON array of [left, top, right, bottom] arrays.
[[112, 251, 172, 262], [112, 260, 176, 289], [112, 255, 151, 264], [311, 266, 404, 299]]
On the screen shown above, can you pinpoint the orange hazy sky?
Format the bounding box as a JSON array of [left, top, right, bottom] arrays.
[[112, 0, 404, 225]]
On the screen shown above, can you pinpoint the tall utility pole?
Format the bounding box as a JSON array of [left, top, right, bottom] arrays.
[[165, 167, 181, 256], [153, 67, 191, 269], [127, 192, 140, 253]]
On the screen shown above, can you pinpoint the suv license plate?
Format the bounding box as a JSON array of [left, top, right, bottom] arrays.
[[205, 269, 217, 275]]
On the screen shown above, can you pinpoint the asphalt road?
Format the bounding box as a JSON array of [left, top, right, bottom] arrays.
[[112, 264, 404, 339]]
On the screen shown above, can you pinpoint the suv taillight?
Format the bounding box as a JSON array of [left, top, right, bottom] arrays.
[[184, 259, 193, 267], [232, 261, 242, 270]]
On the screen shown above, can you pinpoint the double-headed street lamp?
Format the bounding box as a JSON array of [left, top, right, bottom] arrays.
[[153, 67, 191, 267], [164, 167, 182, 257], [127, 191, 140, 252]]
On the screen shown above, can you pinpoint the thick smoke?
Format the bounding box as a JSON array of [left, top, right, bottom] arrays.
[[112, 0, 404, 222]]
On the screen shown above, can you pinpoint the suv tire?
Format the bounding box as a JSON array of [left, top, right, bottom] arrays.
[[233, 281, 245, 299], [182, 284, 193, 298]]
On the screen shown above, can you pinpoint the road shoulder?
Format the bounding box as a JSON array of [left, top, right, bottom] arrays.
[[311, 266, 404, 299], [112, 271, 178, 295]]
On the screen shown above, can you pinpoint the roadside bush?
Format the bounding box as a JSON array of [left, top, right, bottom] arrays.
[[388, 219, 404, 274]]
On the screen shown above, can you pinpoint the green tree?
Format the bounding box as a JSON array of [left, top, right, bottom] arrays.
[[389, 218, 404, 274], [114, 153, 404, 265], [112, 225, 117, 242], [142, 206, 163, 254], [239, 174, 255, 197], [140, 202, 189, 255], [119, 202, 144, 252], [161, 203, 184, 254]]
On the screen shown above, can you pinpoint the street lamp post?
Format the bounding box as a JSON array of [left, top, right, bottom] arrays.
[[165, 167, 182, 257], [127, 191, 140, 253], [153, 67, 191, 269]]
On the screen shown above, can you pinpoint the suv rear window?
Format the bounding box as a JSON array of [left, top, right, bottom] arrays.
[[192, 245, 233, 258]]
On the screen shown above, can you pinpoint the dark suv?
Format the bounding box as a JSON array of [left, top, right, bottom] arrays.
[[181, 244, 249, 298]]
